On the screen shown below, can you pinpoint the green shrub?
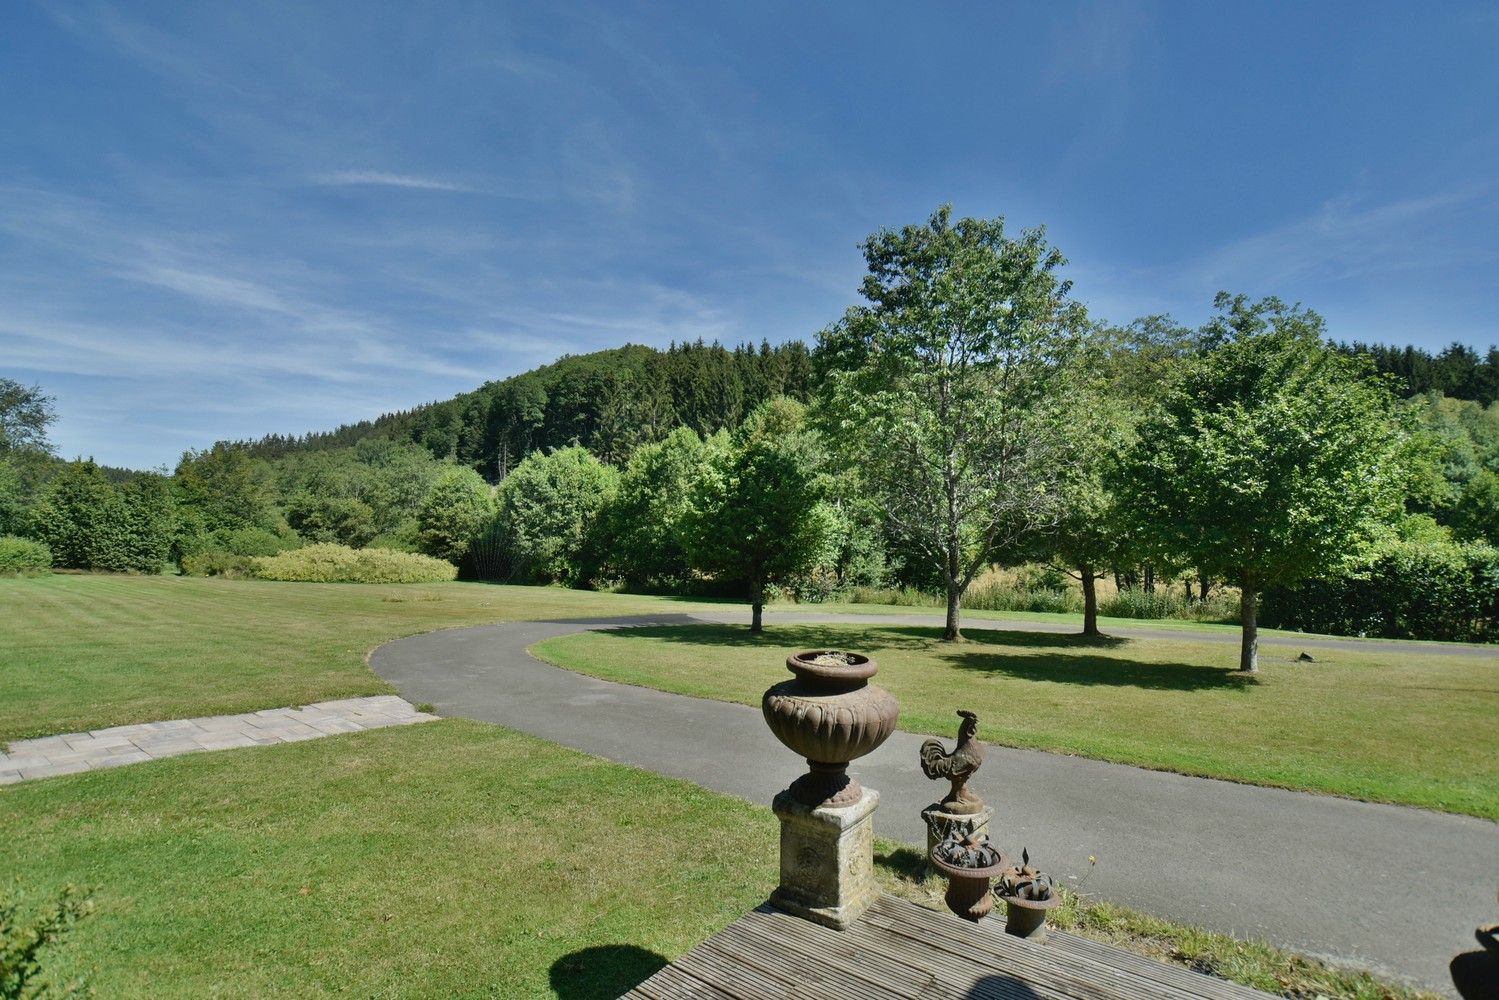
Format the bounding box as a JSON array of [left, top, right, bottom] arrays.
[[369, 519, 421, 553], [965, 580, 1081, 615], [1094, 588, 1238, 622], [284, 492, 377, 548], [416, 467, 493, 564], [249, 543, 457, 584], [0, 536, 51, 575], [1, 882, 94, 999], [494, 447, 618, 584], [1263, 540, 1499, 641], [213, 526, 300, 557], [25, 462, 175, 573], [180, 550, 257, 578]]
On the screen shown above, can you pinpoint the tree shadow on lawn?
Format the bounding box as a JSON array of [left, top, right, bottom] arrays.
[[945, 650, 1249, 692], [593, 623, 1248, 693], [588, 622, 1131, 654], [549, 944, 669, 999]]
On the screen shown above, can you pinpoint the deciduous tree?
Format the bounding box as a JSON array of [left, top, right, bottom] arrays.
[[493, 446, 617, 584], [817, 206, 1085, 640], [1115, 293, 1406, 671], [682, 398, 834, 632]]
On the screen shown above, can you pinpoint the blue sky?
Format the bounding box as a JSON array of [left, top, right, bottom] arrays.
[[3, 2, 1497, 470]]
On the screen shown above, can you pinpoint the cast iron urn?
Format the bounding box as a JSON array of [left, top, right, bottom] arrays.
[[762, 650, 899, 807]]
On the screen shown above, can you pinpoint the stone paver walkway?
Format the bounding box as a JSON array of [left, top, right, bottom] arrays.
[[0, 695, 438, 784]]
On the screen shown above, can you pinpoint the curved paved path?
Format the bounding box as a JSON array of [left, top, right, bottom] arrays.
[[370, 611, 1498, 995]]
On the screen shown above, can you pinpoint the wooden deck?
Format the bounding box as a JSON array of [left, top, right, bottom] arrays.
[[623, 893, 1276, 999]]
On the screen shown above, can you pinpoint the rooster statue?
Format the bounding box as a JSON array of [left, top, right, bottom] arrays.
[[920, 710, 986, 814]]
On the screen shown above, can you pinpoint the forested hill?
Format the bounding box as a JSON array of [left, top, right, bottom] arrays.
[[1334, 340, 1499, 404], [230, 340, 814, 479], [224, 335, 1494, 482]]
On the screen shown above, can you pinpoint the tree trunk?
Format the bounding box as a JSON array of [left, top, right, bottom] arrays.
[[943, 542, 963, 642], [1080, 566, 1099, 637], [751, 599, 764, 633], [1238, 580, 1258, 673], [1199, 574, 1210, 602], [1143, 564, 1155, 595]]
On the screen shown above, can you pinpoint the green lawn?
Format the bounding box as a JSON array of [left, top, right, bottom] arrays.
[[1, 720, 1434, 1000], [0, 574, 735, 741], [0, 574, 1458, 998], [532, 622, 1499, 819], [0, 573, 1446, 743], [0, 719, 779, 999]]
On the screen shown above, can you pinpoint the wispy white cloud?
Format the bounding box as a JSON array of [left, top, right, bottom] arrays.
[[312, 170, 477, 193], [1187, 188, 1495, 287]]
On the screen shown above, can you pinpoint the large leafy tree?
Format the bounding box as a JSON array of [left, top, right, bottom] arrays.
[[1045, 321, 1197, 635], [682, 398, 834, 632], [1115, 294, 1406, 672], [0, 380, 57, 533], [0, 379, 55, 455], [416, 467, 494, 564], [604, 426, 721, 590], [174, 443, 275, 533], [817, 206, 1085, 640], [494, 446, 618, 584]]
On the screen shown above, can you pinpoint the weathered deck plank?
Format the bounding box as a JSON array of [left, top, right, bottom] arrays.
[[623, 894, 1277, 1000]]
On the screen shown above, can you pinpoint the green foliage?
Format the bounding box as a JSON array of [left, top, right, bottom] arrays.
[[250, 544, 457, 584], [284, 491, 377, 547], [228, 341, 815, 482], [0, 380, 56, 457], [682, 399, 834, 627], [1116, 294, 1406, 664], [493, 447, 618, 584], [416, 467, 494, 564], [0, 882, 93, 999], [180, 550, 256, 578], [1336, 339, 1499, 405], [1263, 539, 1499, 641], [174, 444, 274, 534], [817, 205, 1084, 637], [1453, 469, 1499, 543], [1098, 588, 1239, 623], [24, 462, 175, 573], [0, 537, 51, 575], [603, 427, 719, 589]]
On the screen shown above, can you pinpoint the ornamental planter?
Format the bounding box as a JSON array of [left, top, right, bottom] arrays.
[[930, 833, 1008, 922], [1001, 892, 1061, 941], [762, 650, 900, 808], [997, 851, 1061, 942], [930, 852, 1008, 922]]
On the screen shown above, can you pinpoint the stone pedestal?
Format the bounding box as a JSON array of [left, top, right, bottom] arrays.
[[920, 802, 993, 857], [770, 786, 879, 930]]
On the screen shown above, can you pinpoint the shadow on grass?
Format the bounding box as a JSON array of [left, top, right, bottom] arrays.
[[548, 944, 669, 999], [584, 623, 1244, 692], [875, 844, 930, 882], [583, 622, 1129, 653], [943, 648, 1252, 692]]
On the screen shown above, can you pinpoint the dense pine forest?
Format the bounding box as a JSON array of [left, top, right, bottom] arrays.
[[230, 340, 815, 476], [1333, 341, 1499, 405], [228, 338, 1497, 479]]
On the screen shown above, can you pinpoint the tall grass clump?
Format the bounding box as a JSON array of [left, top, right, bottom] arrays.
[[250, 543, 457, 584], [847, 582, 1082, 614], [1099, 588, 1238, 622], [0, 536, 52, 575]]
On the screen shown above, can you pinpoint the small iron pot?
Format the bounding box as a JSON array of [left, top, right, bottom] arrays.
[[929, 851, 1009, 922]]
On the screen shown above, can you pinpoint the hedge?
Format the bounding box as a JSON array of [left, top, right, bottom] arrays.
[[249, 543, 457, 584], [1262, 541, 1499, 642], [0, 535, 52, 575]]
